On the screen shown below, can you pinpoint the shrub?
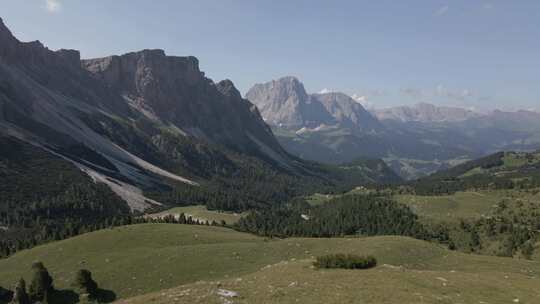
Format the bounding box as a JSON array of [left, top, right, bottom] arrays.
[[313, 254, 377, 270], [74, 269, 98, 298]]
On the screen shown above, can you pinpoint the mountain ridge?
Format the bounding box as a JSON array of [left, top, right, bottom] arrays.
[[374, 102, 481, 123], [246, 76, 540, 179], [0, 18, 398, 213]]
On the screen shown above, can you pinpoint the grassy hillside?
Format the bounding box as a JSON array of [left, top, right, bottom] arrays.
[[147, 205, 246, 224], [1, 224, 539, 303], [394, 190, 504, 222], [119, 257, 540, 304], [426, 151, 540, 182]]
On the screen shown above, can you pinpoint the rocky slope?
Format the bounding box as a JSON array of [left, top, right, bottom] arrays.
[[82, 51, 285, 159], [246, 76, 381, 131], [0, 18, 398, 215]]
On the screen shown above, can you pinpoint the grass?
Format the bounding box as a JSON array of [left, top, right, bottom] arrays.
[[459, 166, 485, 177], [147, 205, 246, 224], [394, 190, 505, 222], [305, 193, 336, 206], [502, 153, 530, 168], [459, 151, 540, 178], [1, 224, 539, 303], [117, 259, 540, 304]]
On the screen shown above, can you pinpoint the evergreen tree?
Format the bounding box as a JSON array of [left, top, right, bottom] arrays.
[[28, 262, 54, 303], [74, 269, 98, 298], [11, 278, 30, 304]]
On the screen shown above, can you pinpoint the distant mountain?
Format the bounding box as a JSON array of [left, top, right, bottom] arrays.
[[375, 103, 481, 123], [312, 92, 382, 131], [247, 77, 540, 180], [246, 76, 338, 128], [246, 76, 381, 131]]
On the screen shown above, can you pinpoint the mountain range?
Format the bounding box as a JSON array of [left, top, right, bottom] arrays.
[[374, 102, 481, 122], [0, 18, 398, 215], [246, 76, 540, 179]]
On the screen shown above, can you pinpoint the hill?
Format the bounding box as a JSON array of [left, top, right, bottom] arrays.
[[1, 224, 539, 304], [410, 151, 540, 195]]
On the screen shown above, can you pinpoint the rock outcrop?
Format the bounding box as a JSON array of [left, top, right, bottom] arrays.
[[82, 50, 285, 157], [246, 76, 380, 131]]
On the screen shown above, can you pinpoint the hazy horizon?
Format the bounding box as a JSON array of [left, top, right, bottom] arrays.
[[2, 0, 539, 112]]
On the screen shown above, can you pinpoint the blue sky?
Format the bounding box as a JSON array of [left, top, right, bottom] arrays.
[[2, 0, 539, 111]]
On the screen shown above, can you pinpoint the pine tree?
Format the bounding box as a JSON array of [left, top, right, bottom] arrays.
[[28, 262, 54, 303], [74, 269, 98, 298], [11, 278, 30, 304]]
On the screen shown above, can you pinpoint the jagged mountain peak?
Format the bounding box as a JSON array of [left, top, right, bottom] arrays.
[[0, 19, 300, 209], [248, 76, 309, 104], [0, 17, 16, 44], [312, 92, 382, 131], [83, 49, 285, 157], [246, 76, 382, 131], [216, 79, 242, 100]]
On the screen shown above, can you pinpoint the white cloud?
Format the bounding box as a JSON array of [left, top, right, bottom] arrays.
[[351, 94, 376, 110], [318, 88, 333, 94], [45, 0, 62, 13], [434, 5, 449, 16], [351, 94, 367, 103]]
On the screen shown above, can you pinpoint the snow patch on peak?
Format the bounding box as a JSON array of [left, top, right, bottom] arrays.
[[319, 88, 333, 94]]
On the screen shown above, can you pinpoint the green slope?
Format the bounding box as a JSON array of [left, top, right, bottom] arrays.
[[147, 205, 247, 225], [1, 224, 539, 303], [118, 258, 540, 304]]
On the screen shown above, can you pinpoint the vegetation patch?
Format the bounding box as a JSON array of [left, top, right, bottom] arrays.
[[314, 254, 377, 270], [236, 195, 427, 238]]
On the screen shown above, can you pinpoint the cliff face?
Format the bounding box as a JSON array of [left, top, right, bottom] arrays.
[[246, 76, 381, 131], [246, 76, 335, 128], [312, 92, 382, 132], [0, 17, 293, 209], [82, 50, 286, 158]]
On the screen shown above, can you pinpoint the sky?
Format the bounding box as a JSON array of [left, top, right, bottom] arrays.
[[1, 0, 539, 112]]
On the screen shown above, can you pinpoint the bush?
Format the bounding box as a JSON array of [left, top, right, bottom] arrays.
[[313, 254, 377, 270], [74, 269, 98, 297]]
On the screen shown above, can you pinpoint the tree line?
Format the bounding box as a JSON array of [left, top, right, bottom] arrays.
[[235, 195, 428, 239]]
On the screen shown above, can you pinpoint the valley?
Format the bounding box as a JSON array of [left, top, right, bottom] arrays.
[[1, 4, 540, 304], [247, 77, 540, 179]]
